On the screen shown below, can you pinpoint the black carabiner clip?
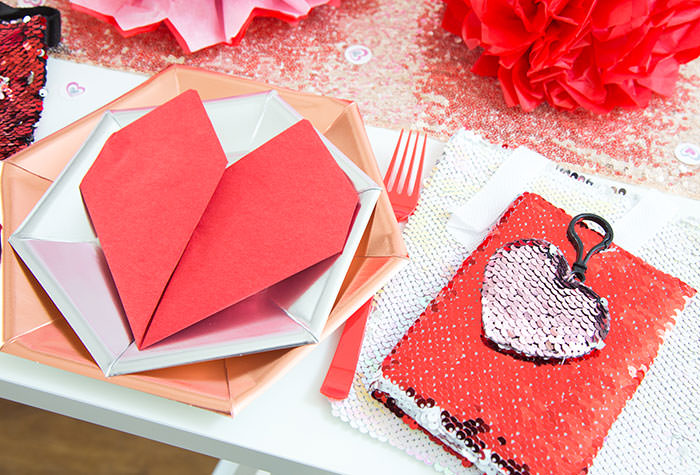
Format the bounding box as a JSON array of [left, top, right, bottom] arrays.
[[566, 213, 614, 283]]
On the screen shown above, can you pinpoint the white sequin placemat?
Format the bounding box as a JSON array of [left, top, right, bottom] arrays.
[[330, 130, 700, 475]]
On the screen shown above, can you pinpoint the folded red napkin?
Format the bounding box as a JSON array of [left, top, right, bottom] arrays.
[[81, 91, 359, 348], [372, 193, 695, 474]]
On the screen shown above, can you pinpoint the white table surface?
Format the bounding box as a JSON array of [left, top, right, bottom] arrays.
[[0, 59, 445, 475]]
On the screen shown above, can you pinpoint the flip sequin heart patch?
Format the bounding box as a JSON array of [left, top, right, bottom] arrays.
[[481, 214, 613, 360]]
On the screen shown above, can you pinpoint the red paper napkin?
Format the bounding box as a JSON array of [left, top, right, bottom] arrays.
[[81, 90, 227, 347], [81, 92, 359, 348]]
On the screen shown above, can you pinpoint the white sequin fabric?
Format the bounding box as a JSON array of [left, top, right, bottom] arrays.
[[330, 129, 700, 475]]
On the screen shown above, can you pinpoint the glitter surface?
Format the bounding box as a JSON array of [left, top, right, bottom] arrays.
[[11, 0, 699, 197]]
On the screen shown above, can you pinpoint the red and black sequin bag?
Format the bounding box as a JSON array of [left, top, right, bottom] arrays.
[[1, 2, 60, 159]]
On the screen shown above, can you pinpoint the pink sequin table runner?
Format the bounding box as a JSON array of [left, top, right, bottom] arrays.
[[14, 0, 700, 198]]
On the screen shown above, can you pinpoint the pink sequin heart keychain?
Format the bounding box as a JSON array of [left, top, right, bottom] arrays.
[[481, 213, 614, 360]]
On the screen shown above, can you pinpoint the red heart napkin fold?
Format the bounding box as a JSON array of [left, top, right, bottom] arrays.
[[81, 94, 360, 349], [141, 119, 359, 347], [80, 90, 227, 346]]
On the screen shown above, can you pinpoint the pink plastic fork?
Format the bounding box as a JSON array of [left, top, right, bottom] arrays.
[[321, 130, 428, 400], [383, 129, 428, 222]]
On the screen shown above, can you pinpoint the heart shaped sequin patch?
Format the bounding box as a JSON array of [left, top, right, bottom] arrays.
[[481, 238, 610, 360]]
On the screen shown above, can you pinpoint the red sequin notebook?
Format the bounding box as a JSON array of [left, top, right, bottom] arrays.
[[372, 193, 695, 475]]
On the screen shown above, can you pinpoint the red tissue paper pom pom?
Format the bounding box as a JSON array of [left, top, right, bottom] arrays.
[[442, 0, 700, 112]]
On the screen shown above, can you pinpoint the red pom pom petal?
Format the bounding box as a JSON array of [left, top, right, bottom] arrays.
[[443, 0, 700, 113]]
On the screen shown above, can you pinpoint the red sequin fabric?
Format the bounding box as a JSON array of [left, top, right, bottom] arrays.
[[0, 14, 49, 159], [27, 0, 700, 198], [373, 192, 695, 475]]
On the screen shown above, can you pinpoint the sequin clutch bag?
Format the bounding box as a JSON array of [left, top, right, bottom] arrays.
[[0, 2, 60, 159], [371, 193, 695, 475]]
